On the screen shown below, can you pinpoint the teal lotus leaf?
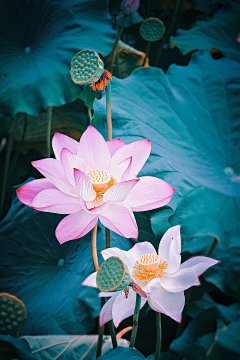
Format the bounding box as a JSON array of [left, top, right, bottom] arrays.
[[0, 0, 115, 117], [146, 352, 180, 360], [98, 347, 146, 360], [92, 51, 240, 296], [0, 180, 132, 335], [0, 335, 128, 360], [170, 2, 240, 62], [93, 51, 240, 250]]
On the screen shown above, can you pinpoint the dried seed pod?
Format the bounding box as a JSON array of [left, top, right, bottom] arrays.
[[0, 293, 27, 335], [140, 18, 165, 42], [70, 49, 104, 85], [97, 256, 131, 292]]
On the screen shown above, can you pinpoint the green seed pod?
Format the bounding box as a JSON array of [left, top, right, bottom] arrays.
[[97, 257, 131, 292], [70, 49, 104, 85], [0, 293, 27, 335], [140, 18, 165, 42]]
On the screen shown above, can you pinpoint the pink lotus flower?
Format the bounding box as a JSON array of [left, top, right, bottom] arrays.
[[17, 126, 174, 244], [83, 226, 219, 327]]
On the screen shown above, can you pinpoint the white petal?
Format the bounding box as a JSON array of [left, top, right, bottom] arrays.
[[158, 226, 181, 274], [99, 293, 119, 326], [112, 289, 147, 328], [160, 268, 200, 292], [180, 256, 219, 276], [149, 286, 185, 323], [101, 248, 136, 271], [82, 272, 98, 288]]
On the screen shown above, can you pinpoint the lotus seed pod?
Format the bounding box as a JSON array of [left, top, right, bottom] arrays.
[[70, 49, 104, 85], [97, 257, 131, 292], [0, 293, 27, 335], [137, 253, 160, 271], [140, 18, 165, 42]]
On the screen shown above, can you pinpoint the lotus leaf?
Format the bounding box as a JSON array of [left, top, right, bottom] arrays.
[[92, 51, 240, 296], [0, 0, 115, 117], [171, 2, 240, 62]]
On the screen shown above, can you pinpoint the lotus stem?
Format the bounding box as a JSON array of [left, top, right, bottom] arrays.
[[96, 297, 106, 358], [155, 312, 161, 360], [117, 326, 133, 339], [91, 224, 99, 271], [206, 237, 219, 257], [46, 105, 53, 157], [106, 228, 110, 249], [155, 0, 180, 67], [0, 115, 18, 219], [108, 313, 118, 349], [88, 108, 93, 122], [106, 82, 112, 141], [129, 294, 141, 348], [143, 42, 151, 66], [8, 114, 27, 179], [110, 16, 126, 73]]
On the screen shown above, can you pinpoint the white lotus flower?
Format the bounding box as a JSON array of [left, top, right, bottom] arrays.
[[83, 226, 219, 327]]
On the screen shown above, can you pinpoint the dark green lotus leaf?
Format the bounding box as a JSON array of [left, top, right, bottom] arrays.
[[0, 180, 132, 335], [170, 308, 218, 357], [170, 305, 240, 359], [0, 0, 115, 117], [98, 347, 146, 360], [203, 246, 240, 300], [193, 0, 223, 15], [170, 2, 240, 62], [208, 316, 240, 359], [146, 352, 180, 360], [0, 335, 128, 360], [187, 293, 216, 318]]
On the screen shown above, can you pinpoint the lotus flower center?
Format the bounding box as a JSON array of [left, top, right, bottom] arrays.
[[87, 170, 113, 191], [132, 253, 168, 285], [86, 170, 116, 208]]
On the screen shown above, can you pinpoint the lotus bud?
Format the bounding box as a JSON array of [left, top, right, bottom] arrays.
[[0, 293, 27, 335], [140, 18, 166, 42], [97, 256, 131, 292], [120, 0, 140, 15]]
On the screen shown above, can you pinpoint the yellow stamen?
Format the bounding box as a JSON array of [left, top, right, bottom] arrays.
[[132, 254, 168, 285]]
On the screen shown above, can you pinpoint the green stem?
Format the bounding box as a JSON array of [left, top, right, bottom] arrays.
[[106, 82, 112, 141], [96, 297, 105, 358], [46, 105, 53, 157], [107, 305, 117, 349], [155, 0, 180, 67], [176, 287, 191, 337], [206, 237, 219, 257], [0, 115, 18, 219], [155, 312, 161, 360], [129, 294, 141, 348], [106, 228, 110, 249], [88, 108, 93, 123], [110, 16, 126, 73], [143, 42, 151, 66], [8, 114, 27, 179]]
